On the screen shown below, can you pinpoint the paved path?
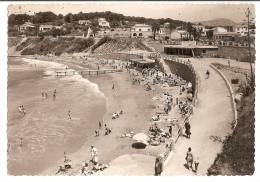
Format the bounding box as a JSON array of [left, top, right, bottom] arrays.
[[162, 58, 233, 175]]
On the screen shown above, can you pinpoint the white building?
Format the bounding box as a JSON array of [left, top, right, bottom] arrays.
[[213, 27, 228, 34], [78, 20, 91, 25], [98, 18, 110, 27], [39, 25, 62, 32], [131, 24, 152, 38], [234, 23, 248, 36], [19, 22, 35, 33]]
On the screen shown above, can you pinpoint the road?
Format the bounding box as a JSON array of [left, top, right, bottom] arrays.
[[162, 58, 234, 175]]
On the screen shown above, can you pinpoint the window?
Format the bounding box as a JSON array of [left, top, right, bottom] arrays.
[[202, 50, 206, 53], [139, 33, 143, 36], [139, 29, 142, 31], [148, 29, 150, 31]]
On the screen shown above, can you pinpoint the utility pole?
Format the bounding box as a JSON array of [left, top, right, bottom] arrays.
[[245, 7, 254, 89]]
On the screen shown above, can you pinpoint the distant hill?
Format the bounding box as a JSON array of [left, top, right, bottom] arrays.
[[195, 18, 237, 27]]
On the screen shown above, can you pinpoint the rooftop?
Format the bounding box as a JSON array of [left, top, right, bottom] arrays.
[[164, 44, 218, 49], [133, 24, 151, 27], [130, 58, 155, 64]]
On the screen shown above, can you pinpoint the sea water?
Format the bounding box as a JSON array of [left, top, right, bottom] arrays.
[[7, 57, 106, 175]]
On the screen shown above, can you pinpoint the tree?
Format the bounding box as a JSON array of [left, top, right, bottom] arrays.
[[32, 12, 58, 24], [8, 14, 31, 26], [64, 13, 73, 23], [186, 22, 193, 40], [151, 22, 160, 40], [206, 30, 214, 40]]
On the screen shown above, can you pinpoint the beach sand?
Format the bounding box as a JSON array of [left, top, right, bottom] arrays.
[[40, 63, 164, 175]]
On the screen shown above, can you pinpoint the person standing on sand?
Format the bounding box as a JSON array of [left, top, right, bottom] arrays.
[[53, 89, 57, 101], [99, 121, 102, 129], [41, 92, 44, 99], [185, 147, 193, 170], [95, 130, 99, 137], [68, 110, 72, 120], [19, 137, 23, 147], [90, 145, 98, 165], [112, 83, 115, 90]]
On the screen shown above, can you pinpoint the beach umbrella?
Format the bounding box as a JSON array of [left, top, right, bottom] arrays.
[[133, 133, 149, 145]]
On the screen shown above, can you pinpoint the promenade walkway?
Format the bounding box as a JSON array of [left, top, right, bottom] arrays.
[[162, 58, 233, 175]]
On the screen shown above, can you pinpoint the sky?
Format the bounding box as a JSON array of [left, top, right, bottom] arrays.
[[8, 3, 255, 23]]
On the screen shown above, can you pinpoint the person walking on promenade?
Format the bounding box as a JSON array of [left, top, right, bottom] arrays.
[[185, 122, 191, 138], [154, 155, 164, 176], [185, 147, 193, 170], [206, 70, 210, 79], [228, 57, 231, 67]]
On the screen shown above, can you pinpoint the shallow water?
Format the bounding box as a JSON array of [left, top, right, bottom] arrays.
[[8, 58, 106, 175]]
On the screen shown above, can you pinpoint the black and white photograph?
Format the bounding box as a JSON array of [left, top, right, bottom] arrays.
[[0, 1, 258, 179]]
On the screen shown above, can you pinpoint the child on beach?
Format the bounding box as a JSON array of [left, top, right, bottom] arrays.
[[193, 157, 199, 174]]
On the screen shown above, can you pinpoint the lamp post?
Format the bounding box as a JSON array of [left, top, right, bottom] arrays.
[[245, 7, 254, 89]]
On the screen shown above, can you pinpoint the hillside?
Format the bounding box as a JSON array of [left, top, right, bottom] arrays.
[[92, 37, 153, 54], [196, 18, 237, 27], [17, 37, 94, 56]]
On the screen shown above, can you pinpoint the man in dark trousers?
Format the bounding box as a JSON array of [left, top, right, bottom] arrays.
[[206, 70, 210, 79], [154, 155, 163, 176], [185, 122, 191, 138]]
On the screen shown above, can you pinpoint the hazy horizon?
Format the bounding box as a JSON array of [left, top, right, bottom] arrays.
[[8, 3, 255, 23]]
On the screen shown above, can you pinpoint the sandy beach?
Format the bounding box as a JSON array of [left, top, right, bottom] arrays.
[[8, 53, 169, 175]]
